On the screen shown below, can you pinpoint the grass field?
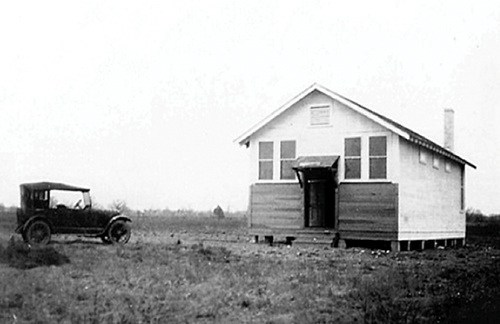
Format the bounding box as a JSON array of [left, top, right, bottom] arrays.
[[1, 210, 500, 323]]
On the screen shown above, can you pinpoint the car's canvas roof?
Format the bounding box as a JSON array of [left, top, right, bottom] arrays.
[[20, 182, 90, 192]]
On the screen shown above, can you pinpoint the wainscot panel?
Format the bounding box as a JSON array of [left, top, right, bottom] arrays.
[[338, 182, 398, 240], [249, 183, 302, 229]]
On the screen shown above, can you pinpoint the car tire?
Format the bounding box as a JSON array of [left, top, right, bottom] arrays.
[[107, 221, 131, 244], [25, 220, 51, 246]]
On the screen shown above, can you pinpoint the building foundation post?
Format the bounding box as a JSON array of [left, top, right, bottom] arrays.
[[391, 241, 400, 252]]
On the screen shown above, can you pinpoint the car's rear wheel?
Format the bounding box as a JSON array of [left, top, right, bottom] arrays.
[[25, 220, 51, 245], [107, 221, 131, 244]]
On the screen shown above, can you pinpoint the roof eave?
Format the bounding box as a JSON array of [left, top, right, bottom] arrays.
[[234, 83, 320, 146], [408, 137, 476, 169], [234, 83, 412, 145]]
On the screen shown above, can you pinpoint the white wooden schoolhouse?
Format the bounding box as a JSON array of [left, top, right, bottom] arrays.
[[235, 83, 476, 251]]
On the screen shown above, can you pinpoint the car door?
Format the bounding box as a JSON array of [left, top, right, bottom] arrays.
[[70, 207, 96, 234], [53, 205, 74, 233]]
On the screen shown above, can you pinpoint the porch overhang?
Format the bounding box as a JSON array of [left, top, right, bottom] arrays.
[[292, 155, 339, 187], [292, 155, 339, 170]]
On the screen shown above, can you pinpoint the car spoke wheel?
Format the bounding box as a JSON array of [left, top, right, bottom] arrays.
[[107, 221, 131, 244], [25, 220, 51, 245]]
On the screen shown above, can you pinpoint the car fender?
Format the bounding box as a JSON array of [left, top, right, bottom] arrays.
[[104, 215, 132, 233], [15, 223, 25, 234], [18, 216, 53, 234]]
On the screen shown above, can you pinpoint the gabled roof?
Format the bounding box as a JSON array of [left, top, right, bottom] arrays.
[[20, 182, 90, 192], [235, 83, 476, 169]]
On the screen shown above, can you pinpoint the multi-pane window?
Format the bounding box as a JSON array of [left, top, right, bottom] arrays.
[[310, 105, 331, 126], [345, 137, 361, 179], [369, 136, 387, 179], [258, 141, 273, 180], [280, 140, 296, 180]]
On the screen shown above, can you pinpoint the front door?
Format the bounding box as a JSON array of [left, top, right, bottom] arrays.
[[303, 168, 337, 228], [308, 180, 326, 227]]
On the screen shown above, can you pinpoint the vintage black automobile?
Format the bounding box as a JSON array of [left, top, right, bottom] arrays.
[[15, 182, 131, 245]]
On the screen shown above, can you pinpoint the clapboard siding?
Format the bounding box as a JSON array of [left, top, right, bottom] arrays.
[[338, 183, 398, 240], [398, 139, 465, 240], [250, 183, 302, 229]]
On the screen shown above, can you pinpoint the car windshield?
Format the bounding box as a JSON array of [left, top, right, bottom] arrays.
[[50, 190, 90, 209], [82, 191, 91, 208]]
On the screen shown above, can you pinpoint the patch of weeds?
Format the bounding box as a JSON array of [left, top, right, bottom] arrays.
[[1, 293, 25, 309], [116, 243, 145, 263], [195, 311, 217, 320], [0, 237, 70, 269], [190, 243, 235, 263], [349, 255, 500, 324], [351, 263, 432, 323]]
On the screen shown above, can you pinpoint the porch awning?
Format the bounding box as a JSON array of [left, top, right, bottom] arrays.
[[292, 155, 339, 170]]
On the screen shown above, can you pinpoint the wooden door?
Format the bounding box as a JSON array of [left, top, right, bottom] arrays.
[[308, 180, 326, 227], [303, 169, 336, 228]]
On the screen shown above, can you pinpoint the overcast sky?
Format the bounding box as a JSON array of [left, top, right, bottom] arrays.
[[1, 1, 499, 214]]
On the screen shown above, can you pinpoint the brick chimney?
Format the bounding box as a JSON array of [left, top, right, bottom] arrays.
[[444, 108, 454, 152]]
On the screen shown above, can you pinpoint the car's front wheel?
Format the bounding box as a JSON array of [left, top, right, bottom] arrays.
[[24, 220, 51, 245], [107, 221, 131, 244]]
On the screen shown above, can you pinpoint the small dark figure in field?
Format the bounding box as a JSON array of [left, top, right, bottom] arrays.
[[213, 205, 225, 219]]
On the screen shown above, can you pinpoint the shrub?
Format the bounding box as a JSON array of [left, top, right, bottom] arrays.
[[0, 237, 70, 269]]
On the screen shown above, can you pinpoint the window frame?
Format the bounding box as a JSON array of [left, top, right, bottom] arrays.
[[344, 137, 362, 180], [432, 153, 440, 169], [460, 168, 465, 210], [369, 136, 387, 179], [258, 141, 274, 180], [309, 104, 332, 127], [445, 160, 451, 173], [419, 147, 427, 165], [280, 140, 296, 180]]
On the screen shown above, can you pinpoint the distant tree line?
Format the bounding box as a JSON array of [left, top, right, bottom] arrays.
[[0, 199, 247, 218], [0, 204, 17, 213], [466, 208, 500, 224]]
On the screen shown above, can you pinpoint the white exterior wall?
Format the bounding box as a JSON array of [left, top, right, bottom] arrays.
[[248, 90, 398, 184], [398, 139, 465, 240]]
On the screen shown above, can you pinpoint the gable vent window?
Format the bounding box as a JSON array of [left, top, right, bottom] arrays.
[[369, 136, 387, 179], [280, 140, 296, 180], [310, 105, 331, 126], [345, 137, 361, 179], [258, 141, 273, 180]]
